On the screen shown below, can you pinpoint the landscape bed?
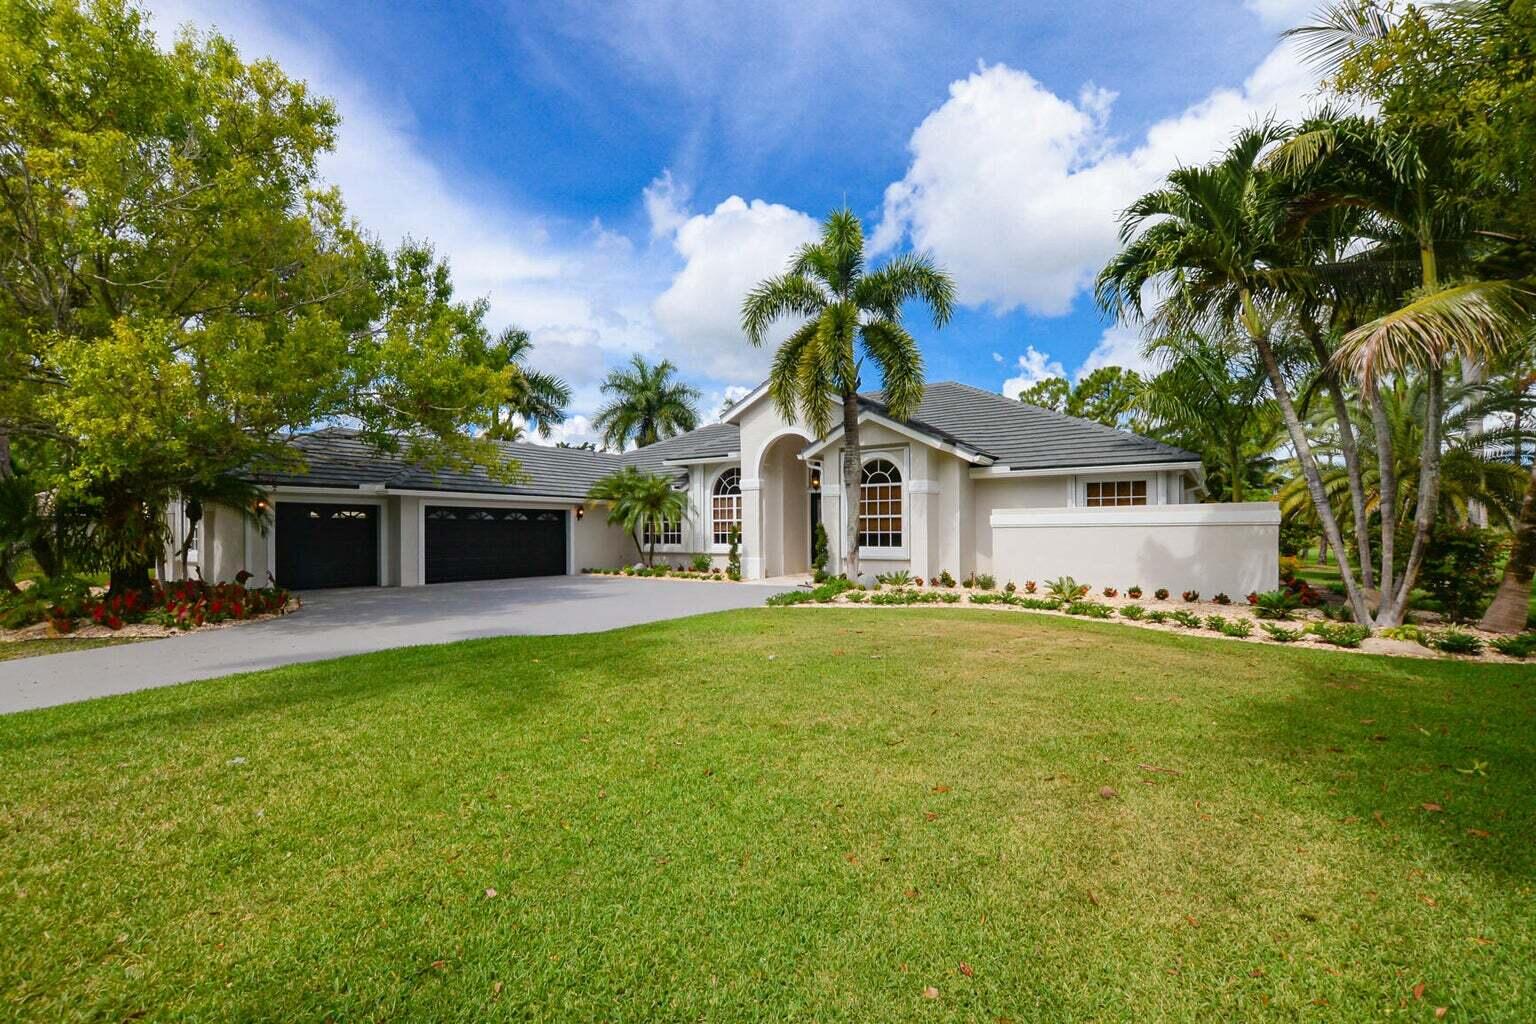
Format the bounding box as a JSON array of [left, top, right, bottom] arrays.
[[1, 609, 1531, 1021]]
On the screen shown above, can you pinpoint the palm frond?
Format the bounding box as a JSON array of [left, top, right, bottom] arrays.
[[1336, 280, 1536, 375]]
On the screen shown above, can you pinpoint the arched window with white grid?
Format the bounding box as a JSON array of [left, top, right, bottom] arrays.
[[858, 459, 902, 548], [711, 468, 742, 545]]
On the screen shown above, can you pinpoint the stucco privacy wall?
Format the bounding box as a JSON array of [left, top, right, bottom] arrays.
[[990, 503, 1280, 596]]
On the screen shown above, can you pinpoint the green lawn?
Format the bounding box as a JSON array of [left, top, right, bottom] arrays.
[[1, 610, 1532, 1021]]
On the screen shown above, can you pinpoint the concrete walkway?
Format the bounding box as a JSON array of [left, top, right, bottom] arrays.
[[0, 576, 791, 714]]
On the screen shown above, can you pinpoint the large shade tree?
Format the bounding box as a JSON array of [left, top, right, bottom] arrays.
[[0, 0, 533, 591], [592, 355, 700, 451], [741, 209, 953, 580]]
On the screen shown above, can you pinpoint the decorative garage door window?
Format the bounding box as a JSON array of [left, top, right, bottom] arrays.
[[1085, 480, 1148, 507], [712, 469, 742, 544], [423, 505, 566, 583], [858, 459, 902, 548], [643, 517, 683, 546]]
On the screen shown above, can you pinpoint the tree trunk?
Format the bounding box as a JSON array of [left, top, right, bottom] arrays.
[[1381, 365, 1443, 624], [1366, 375, 1396, 602], [1317, 534, 1329, 565], [840, 390, 862, 582], [1462, 354, 1488, 528], [1303, 317, 1375, 590], [1229, 443, 1244, 503], [1481, 455, 1536, 633], [1241, 294, 1372, 623]]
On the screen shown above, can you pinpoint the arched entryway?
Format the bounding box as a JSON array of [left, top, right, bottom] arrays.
[[757, 431, 815, 577]]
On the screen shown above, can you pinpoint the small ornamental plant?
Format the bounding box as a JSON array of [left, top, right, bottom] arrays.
[[1212, 592, 1231, 605], [938, 570, 957, 588], [1204, 614, 1228, 631], [1181, 590, 1200, 603], [1004, 581, 1017, 595], [1425, 629, 1484, 656], [1262, 623, 1303, 643], [1490, 633, 1536, 659], [1102, 587, 1118, 599], [1023, 580, 1037, 594], [1127, 585, 1143, 599], [1246, 591, 1259, 605], [1153, 588, 1169, 601], [1145, 609, 1170, 624], [975, 573, 996, 590], [1119, 603, 1145, 620], [1170, 610, 1202, 629], [1221, 618, 1254, 638]]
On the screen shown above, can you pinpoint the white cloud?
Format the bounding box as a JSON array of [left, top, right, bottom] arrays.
[[1000, 346, 1066, 398], [1076, 325, 1157, 380], [873, 45, 1322, 317], [1245, 0, 1317, 30], [651, 191, 820, 380], [141, 0, 670, 404], [523, 414, 603, 449]]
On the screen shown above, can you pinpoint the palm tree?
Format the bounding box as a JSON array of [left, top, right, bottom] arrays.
[[586, 467, 688, 566], [469, 327, 572, 441], [1136, 333, 1282, 503], [741, 208, 954, 580], [592, 355, 701, 451], [1096, 124, 1384, 622]]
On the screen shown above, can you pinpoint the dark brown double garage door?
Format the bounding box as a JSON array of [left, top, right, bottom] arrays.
[[275, 502, 567, 590], [424, 505, 566, 584]]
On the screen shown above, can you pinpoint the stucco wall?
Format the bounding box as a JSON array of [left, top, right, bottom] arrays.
[[989, 503, 1280, 596]]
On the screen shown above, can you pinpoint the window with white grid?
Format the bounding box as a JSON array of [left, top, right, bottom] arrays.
[[712, 469, 742, 544], [643, 516, 682, 546], [1085, 479, 1148, 507], [858, 459, 902, 548]]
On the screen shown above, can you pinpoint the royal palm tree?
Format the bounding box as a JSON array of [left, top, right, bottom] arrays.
[[586, 466, 688, 567], [464, 327, 572, 441], [741, 208, 954, 580], [1096, 124, 1385, 622], [592, 355, 701, 451]]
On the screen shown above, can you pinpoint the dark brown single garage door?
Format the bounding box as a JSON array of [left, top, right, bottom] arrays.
[[275, 502, 379, 590], [424, 506, 567, 584]]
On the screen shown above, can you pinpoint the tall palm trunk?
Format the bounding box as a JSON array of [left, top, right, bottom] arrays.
[[1366, 375, 1396, 600], [1481, 457, 1536, 633], [1301, 316, 1375, 590], [840, 390, 862, 581], [1381, 366, 1442, 622], [1242, 292, 1373, 623]]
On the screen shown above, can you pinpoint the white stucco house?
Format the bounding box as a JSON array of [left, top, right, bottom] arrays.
[[167, 381, 1279, 596]]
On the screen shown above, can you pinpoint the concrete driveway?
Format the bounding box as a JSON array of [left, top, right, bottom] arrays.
[[0, 576, 791, 714]]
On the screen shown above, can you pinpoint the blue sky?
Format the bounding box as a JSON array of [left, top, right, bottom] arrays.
[[146, 0, 1320, 443]]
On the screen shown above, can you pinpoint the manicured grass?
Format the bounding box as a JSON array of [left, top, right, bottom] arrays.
[[1, 610, 1532, 1021], [0, 637, 136, 662]]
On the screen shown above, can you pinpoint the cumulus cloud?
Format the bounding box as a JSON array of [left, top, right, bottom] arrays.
[[651, 190, 821, 380], [1077, 325, 1158, 380], [872, 45, 1321, 317], [1245, 0, 1317, 30], [142, 0, 668, 403], [1000, 346, 1067, 398]]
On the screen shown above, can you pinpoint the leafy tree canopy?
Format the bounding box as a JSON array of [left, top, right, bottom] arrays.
[[0, 0, 525, 583], [1017, 366, 1144, 429]]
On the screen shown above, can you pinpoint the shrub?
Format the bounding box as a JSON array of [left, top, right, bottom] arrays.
[[1023, 580, 1037, 594], [814, 577, 858, 603], [938, 592, 961, 604], [1490, 633, 1536, 659], [1425, 628, 1484, 656], [1212, 592, 1231, 605], [727, 526, 742, 580], [1246, 592, 1259, 605], [0, 576, 93, 630], [876, 570, 913, 587], [1378, 625, 1423, 643], [1408, 523, 1503, 623], [1126, 586, 1143, 599], [968, 592, 1011, 606], [1278, 555, 1301, 583], [811, 522, 829, 580], [1170, 610, 1202, 629], [691, 554, 712, 572], [975, 573, 996, 591], [1102, 587, 1118, 599], [766, 590, 813, 606], [1153, 588, 1169, 601], [1262, 623, 1303, 643], [1045, 576, 1090, 602], [1064, 601, 1113, 618], [1004, 581, 1017, 595], [1320, 603, 1355, 622], [1252, 590, 1299, 620], [1119, 603, 1145, 620], [1181, 590, 1200, 603], [1220, 618, 1254, 638], [962, 572, 977, 588], [1015, 597, 1063, 611], [1203, 614, 1228, 631], [1145, 610, 1170, 623], [844, 590, 867, 604], [1306, 622, 1371, 648], [938, 570, 956, 588]]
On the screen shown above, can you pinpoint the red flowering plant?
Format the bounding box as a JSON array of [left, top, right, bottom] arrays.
[[79, 579, 291, 631]]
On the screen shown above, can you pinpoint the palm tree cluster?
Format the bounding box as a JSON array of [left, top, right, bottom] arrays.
[[1098, 0, 1535, 630]]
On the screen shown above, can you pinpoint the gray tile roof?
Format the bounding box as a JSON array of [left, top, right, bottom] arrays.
[[250, 428, 622, 499], [863, 381, 1199, 470], [248, 381, 1196, 497], [619, 421, 740, 474]]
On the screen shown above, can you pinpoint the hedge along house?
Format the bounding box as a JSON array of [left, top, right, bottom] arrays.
[[166, 381, 1280, 596]]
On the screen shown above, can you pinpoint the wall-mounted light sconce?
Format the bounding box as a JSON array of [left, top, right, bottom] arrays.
[[575, 505, 585, 520], [254, 498, 269, 511]]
